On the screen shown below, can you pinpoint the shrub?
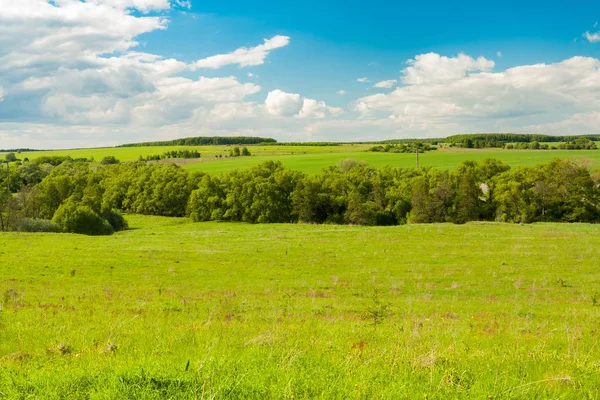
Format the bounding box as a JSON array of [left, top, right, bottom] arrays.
[[101, 209, 129, 231], [100, 156, 120, 165], [52, 200, 114, 235], [15, 218, 61, 233]]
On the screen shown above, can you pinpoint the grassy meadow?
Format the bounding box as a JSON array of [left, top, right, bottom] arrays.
[[2, 215, 600, 398], [4, 144, 600, 174]]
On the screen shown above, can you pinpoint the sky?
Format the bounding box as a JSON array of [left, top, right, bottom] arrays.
[[2, 1, 600, 149]]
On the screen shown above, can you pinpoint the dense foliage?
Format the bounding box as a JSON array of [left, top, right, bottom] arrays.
[[1, 157, 599, 233], [14, 218, 61, 233], [446, 133, 600, 149], [119, 136, 276, 147], [368, 143, 437, 153], [139, 149, 202, 161]]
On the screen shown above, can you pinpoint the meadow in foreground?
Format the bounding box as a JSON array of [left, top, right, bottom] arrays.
[[1, 215, 600, 398]]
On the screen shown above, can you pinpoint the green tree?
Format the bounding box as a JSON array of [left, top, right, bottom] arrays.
[[52, 199, 113, 235], [100, 156, 120, 165]]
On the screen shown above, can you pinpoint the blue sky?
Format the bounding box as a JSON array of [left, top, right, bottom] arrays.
[[146, 0, 600, 103], [2, 0, 600, 148]]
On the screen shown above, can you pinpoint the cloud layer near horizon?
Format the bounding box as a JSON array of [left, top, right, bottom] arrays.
[[1, 0, 600, 149]]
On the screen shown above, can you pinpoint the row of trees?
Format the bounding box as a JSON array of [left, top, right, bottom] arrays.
[[139, 150, 201, 162], [369, 143, 437, 153], [1, 157, 599, 234], [504, 138, 597, 150], [448, 134, 600, 149], [119, 136, 276, 147]]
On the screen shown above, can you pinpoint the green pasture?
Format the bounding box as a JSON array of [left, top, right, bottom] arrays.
[[182, 149, 600, 174], [0, 144, 371, 163], [1, 215, 600, 398], [4, 144, 600, 174]]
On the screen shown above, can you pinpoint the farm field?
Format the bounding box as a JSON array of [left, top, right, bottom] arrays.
[[1, 215, 600, 398], [0, 144, 372, 163], [182, 148, 600, 174], [4, 144, 600, 175]]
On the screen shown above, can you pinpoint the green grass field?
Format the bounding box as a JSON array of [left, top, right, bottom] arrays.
[[4, 144, 600, 175], [182, 149, 600, 174], [2, 215, 600, 398], [0, 144, 372, 163]]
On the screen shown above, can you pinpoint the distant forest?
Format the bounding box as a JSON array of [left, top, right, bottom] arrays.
[[5, 134, 600, 152], [444, 133, 600, 149], [2, 156, 600, 235], [118, 136, 277, 147]]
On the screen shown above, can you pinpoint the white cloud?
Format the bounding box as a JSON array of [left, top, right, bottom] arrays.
[[337, 90, 346, 95], [87, 0, 172, 12], [402, 52, 494, 85], [192, 36, 290, 69], [299, 98, 343, 119], [0, 1, 333, 148], [354, 54, 600, 139], [357, 77, 369, 83], [584, 31, 600, 43], [373, 79, 397, 89], [497, 51, 502, 58], [4, 2, 600, 148], [264, 90, 342, 119], [247, 72, 259, 78], [264, 90, 303, 116]]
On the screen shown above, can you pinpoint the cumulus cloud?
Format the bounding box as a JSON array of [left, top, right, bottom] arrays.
[[5, 2, 600, 148], [354, 54, 600, 139], [0, 1, 344, 148], [402, 52, 494, 85], [264, 90, 303, 116], [373, 79, 397, 89], [193, 36, 290, 69], [265, 90, 342, 119]]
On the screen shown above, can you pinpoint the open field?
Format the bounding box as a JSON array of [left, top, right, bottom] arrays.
[[4, 144, 600, 174], [2, 215, 600, 398], [182, 148, 600, 174], [0, 144, 372, 163]]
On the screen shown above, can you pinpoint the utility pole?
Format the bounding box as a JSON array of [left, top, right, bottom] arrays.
[[414, 143, 420, 169], [415, 146, 419, 169]]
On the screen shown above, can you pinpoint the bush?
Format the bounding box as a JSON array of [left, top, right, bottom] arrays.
[[100, 156, 119, 165], [101, 209, 129, 231], [15, 218, 61, 233], [52, 200, 114, 235]]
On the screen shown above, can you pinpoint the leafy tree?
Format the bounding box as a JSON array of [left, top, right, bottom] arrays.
[[52, 199, 113, 235], [100, 156, 120, 165], [101, 208, 129, 231]]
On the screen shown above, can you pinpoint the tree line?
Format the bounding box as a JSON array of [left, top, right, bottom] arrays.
[[369, 143, 437, 153], [119, 136, 277, 147], [446, 134, 600, 149], [2, 156, 600, 234]]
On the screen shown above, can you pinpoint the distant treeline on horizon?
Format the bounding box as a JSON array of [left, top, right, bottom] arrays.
[[115, 133, 600, 149], [117, 136, 277, 147], [4, 133, 600, 153]]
